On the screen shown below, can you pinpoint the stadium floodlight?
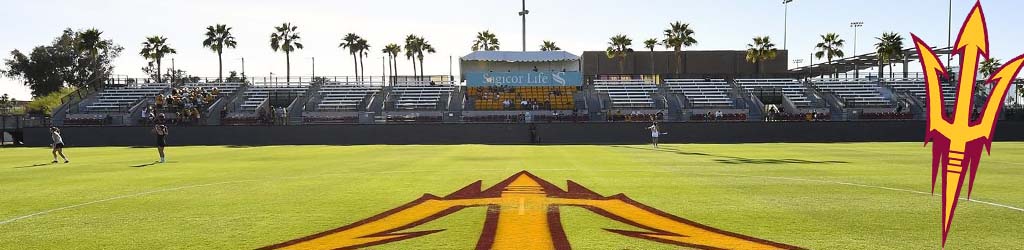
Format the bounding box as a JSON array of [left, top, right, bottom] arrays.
[[783, 0, 794, 50], [518, 0, 529, 52], [851, 21, 864, 78]]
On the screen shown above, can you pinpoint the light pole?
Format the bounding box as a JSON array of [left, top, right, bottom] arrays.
[[170, 58, 176, 83], [947, 0, 953, 67], [310, 57, 316, 82], [851, 21, 864, 78], [518, 0, 529, 52], [238, 57, 245, 77], [783, 0, 793, 50]]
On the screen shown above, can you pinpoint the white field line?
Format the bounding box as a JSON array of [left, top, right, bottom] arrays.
[[1, 168, 1020, 227]]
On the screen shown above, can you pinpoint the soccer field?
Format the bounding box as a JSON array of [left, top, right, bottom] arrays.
[[1, 143, 1023, 250]]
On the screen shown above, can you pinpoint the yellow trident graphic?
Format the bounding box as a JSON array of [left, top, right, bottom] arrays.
[[261, 171, 802, 250], [912, 1, 1024, 247]]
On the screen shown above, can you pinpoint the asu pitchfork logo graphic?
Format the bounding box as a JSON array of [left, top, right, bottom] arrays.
[[262, 171, 802, 250], [913, 1, 1024, 247]]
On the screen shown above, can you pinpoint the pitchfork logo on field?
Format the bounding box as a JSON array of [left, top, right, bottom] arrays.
[[261, 171, 802, 250], [913, 1, 1024, 247]]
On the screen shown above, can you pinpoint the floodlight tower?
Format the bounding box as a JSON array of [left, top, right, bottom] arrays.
[[851, 21, 864, 78], [518, 0, 529, 52], [783, 0, 794, 50]]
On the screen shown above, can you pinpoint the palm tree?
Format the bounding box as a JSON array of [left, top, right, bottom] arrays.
[[416, 37, 435, 80], [76, 29, 112, 87], [745, 36, 779, 75], [662, 22, 697, 74], [472, 30, 500, 51], [978, 58, 1002, 98], [644, 38, 659, 74], [140, 36, 176, 83], [404, 35, 420, 79], [356, 38, 370, 81], [270, 23, 303, 82], [606, 34, 633, 73], [382, 44, 402, 81], [202, 24, 237, 82], [339, 33, 361, 79], [814, 33, 845, 78], [540, 40, 560, 51], [874, 32, 905, 79]]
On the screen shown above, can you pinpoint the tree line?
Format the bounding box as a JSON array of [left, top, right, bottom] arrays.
[[2, 23, 1009, 99]]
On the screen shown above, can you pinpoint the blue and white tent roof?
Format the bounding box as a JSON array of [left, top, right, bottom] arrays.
[[461, 51, 579, 62]]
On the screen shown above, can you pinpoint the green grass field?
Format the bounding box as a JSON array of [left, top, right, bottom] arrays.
[[2, 143, 1023, 249]]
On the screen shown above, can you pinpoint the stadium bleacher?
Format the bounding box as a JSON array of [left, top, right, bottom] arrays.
[[84, 83, 169, 112], [238, 86, 307, 112], [664, 79, 733, 108], [315, 83, 382, 111], [735, 79, 812, 107], [390, 82, 456, 110], [592, 79, 658, 108], [811, 79, 892, 107], [467, 86, 575, 110], [884, 79, 957, 106]]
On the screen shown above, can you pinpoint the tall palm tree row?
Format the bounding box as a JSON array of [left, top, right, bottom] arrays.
[[745, 36, 778, 74], [403, 35, 435, 80], [662, 21, 697, 74], [202, 24, 237, 82], [874, 32, 904, 79], [472, 31, 500, 51], [540, 40, 560, 51], [606, 34, 633, 73], [814, 33, 845, 78], [382, 44, 402, 80], [269, 23, 303, 82], [339, 33, 362, 79], [140, 36, 177, 83]]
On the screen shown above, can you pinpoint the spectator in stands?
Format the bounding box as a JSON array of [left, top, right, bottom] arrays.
[[521, 100, 529, 110], [155, 94, 165, 109], [503, 99, 512, 110]]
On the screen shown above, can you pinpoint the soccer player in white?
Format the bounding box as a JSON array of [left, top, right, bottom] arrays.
[[50, 127, 69, 163], [646, 122, 660, 148]]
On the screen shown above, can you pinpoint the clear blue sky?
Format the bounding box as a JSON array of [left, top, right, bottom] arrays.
[[2, 0, 1022, 100]]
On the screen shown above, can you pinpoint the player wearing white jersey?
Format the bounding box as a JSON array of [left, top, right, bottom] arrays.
[[50, 127, 69, 163]]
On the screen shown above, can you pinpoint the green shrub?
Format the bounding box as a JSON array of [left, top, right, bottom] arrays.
[[25, 87, 76, 116]]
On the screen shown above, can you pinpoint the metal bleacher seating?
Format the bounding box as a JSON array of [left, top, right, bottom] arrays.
[[884, 79, 957, 106], [239, 85, 307, 112], [592, 79, 658, 108], [735, 79, 812, 107], [664, 79, 734, 107], [811, 79, 892, 107], [316, 83, 382, 111], [85, 83, 169, 112], [390, 82, 456, 110]]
